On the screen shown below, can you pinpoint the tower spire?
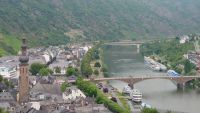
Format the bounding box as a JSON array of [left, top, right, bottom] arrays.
[[19, 38, 29, 64], [18, 38, 29, 103]]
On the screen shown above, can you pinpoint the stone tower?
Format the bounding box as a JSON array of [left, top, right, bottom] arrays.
[[18, 38, 29, 103]]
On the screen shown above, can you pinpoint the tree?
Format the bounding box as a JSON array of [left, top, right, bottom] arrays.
[[60, 82, 69, 92], [174, 66, 182, 74], [0, 75, 3, 83], [94, 69, 99, 75], [47, 68, 54, 75], [94, 62, 101, 68], [39, 68, 49, 76], [184, 59, 195, 74], [0, 108, 9, 113], [3, 78, 9, 87], [81, 61, 93, 77], [141, 108, 159, 113], [55, 66, 61, 73], [30, 63, 46, 75], [101, 66, 108, 72], [94, 54, 100, 60], [66, 66, 77, 76]]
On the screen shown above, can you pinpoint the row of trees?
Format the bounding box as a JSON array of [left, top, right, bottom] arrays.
[[81, 44, 101, 77], [81, 49, 94, 77], [76, 77, 127, 113], [30, 63, 79, 76]]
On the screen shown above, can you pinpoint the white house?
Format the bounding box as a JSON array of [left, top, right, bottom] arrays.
[[0, 56, 19, 79], [62, 87, 86, 101], [29, 102, 41, 110], [0, 66, 18, 78]]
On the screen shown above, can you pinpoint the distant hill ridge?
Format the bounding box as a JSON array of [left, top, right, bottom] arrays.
[[0, 0, 200, 55]]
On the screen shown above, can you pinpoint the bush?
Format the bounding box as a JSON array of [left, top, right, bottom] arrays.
[[141, 108, 159, 113], [55, 66, 61, 73]]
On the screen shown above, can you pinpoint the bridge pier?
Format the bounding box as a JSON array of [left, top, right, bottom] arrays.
[[177, 83, 185, 90], [136, 44, 140, 53]]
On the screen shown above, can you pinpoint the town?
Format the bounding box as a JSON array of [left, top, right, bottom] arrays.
[[1, 34, 200, 113], [0, 39, 115, 113]]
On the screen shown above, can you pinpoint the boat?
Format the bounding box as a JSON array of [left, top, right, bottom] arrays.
[[130, 89, 142, 103], [122, 85, 132, 94], [167, 70, 180, 76]]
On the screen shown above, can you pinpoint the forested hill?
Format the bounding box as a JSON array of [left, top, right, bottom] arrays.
[[1, 0, 200, 55]]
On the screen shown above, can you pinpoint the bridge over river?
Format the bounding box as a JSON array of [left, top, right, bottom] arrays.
[[86, 75, 200, 89], [104, 40, 144, 53]]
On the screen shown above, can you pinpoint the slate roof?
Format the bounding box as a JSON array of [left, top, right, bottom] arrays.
[[0, 92, 15, 102], [30, 82, 61, 95]]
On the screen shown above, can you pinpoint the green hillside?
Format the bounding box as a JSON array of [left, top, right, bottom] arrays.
[[0, 33, 21, 56], [0, 0, 200, 55]]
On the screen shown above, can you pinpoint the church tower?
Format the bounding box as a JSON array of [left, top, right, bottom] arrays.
[[18, 38, 29, 103]]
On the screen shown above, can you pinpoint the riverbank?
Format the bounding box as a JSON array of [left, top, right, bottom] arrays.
[[140, 38, 200, 88], [141, 39, 195, 74], [102, 45, 200, 113]]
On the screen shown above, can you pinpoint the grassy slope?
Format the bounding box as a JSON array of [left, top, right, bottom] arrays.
[[0, 33, 21, 56]]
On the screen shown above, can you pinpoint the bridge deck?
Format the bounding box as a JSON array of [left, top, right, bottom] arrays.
[[104, 41, 144, 45], [88, 75, 200, 81]]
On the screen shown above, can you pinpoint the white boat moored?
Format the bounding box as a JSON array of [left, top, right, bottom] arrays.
[[130, 89, 142, 103]]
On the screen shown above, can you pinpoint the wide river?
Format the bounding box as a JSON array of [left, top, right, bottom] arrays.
[[103, 45, 200, 113]]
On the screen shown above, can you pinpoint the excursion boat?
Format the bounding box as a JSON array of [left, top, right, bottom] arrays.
[[122, 85, 132, 94], [130, 89, 142, 103]]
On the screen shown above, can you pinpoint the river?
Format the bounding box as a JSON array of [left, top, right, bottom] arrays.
[[103, 45, 200, 113]]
